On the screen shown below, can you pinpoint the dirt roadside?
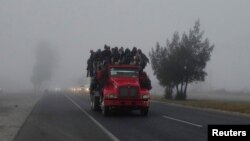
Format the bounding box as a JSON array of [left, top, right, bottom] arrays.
[[0, 93, 41, 141]]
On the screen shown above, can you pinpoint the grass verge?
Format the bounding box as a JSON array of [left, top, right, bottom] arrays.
[[151, 95, 250, 115]]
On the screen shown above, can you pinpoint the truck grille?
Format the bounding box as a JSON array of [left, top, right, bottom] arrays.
[[119, 86, 138, 99]]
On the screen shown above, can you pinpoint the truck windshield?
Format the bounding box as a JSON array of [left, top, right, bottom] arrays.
[[110, 68, 139, 78]]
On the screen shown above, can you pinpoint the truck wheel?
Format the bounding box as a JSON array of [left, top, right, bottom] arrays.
[[91, 96, 100, 111], [140, 108, 149, 116], [102, 106, 110, 116]]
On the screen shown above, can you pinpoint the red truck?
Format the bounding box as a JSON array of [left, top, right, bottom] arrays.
[[90, 64, 151, 116]]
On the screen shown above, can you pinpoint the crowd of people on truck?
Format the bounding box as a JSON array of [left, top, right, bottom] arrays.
[[86, 45, 150, 78], [86, 44, 152, 91]]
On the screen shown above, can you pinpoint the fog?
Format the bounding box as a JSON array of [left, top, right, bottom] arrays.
[[31, 41, 58, 91], [0, 0, 250, 94]]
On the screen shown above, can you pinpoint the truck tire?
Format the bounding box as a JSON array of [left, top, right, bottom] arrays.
[[102, 106, 110, 116], [140, 108, 149, 116], [91, 96, 100, 111]]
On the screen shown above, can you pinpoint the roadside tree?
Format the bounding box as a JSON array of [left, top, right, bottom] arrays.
[[149, 20, 214, 100]]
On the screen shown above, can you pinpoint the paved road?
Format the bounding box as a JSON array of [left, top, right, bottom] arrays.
[[14, 93, 250, 141]]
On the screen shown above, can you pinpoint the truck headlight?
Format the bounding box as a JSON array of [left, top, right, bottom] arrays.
[[142, 95, 150, 99], [107, 94, 118, 99]]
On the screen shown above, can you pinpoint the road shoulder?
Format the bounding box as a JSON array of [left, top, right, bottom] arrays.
[[152, 99, 250, 118], [0, 93, 41, 141]]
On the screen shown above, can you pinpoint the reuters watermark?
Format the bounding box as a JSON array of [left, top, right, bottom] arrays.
[[208, 125, 250, 141]]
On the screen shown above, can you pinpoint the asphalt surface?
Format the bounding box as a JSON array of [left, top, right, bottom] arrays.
[[14, 92, 250, 141]]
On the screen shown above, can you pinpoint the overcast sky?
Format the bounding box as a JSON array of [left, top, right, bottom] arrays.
[[0, 0, 250, 92]]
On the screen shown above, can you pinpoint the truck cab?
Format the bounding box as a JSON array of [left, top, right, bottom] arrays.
[[90, 64, 150, 116]]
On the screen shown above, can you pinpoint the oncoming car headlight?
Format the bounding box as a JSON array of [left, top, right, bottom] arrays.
[[84, 87, 89, 92]]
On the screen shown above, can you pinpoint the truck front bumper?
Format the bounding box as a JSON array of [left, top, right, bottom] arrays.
[[104, 99, 150, 108]]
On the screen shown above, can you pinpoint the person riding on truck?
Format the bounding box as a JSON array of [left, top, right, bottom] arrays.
[[87, 45, 152, 90], [101, 45, 112, 64], [111, 47, 120, 64], [139, 71, 152, 90], [86, 50, 95, 77]]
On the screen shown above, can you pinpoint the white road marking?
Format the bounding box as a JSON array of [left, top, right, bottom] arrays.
[[162, 115, 203, 128], [64, 94, 120, 141]]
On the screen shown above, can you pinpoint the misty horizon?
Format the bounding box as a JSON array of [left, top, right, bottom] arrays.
[[1, 0, 250, 93]]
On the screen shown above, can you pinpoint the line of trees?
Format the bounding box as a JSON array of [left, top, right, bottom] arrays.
[[149, 20, 214, 100]]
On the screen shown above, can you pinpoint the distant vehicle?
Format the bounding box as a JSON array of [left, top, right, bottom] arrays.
[[54, 88, 61, 92], [83, 84, 90, 94], [70, 86, 83, 94], [44, 88, 62, 93]]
